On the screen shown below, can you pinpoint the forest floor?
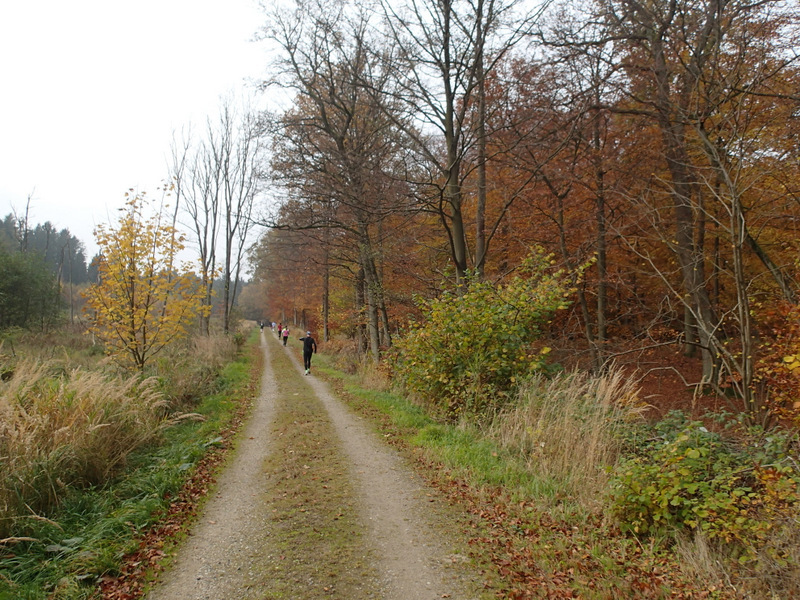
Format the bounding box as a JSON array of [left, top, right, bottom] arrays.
[[139, 330, 488, 600], [554, 337, 729, 420]]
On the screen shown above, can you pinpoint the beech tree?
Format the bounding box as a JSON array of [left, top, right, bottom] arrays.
[[530, 0, 800, 417], [377, 0, 548, 283], [262, 0, 408, 360], [83, 193, 208, 372], [599, 0, 798, 407]]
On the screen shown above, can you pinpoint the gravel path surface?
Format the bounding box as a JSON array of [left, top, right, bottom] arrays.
[[146, 335, 279, 600], [146, 332, 479, 600], [284, 348, 476, 600]]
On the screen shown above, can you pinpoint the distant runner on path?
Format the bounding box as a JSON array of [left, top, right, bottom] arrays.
[[299, 331, 317, 375]]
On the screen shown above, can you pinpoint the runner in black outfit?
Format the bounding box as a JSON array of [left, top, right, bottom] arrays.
[[299, 331, 317, 375]]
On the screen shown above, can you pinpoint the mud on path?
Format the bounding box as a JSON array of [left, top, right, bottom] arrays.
[[146, 332, 483, 600]]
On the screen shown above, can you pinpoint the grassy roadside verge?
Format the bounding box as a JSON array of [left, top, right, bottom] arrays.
[[306, 351, 731, 600], [0, 332, 260, 600]]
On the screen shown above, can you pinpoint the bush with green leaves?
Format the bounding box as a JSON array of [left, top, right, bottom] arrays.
[[393, 252, 572, 420], [609, 411, 800, 553]]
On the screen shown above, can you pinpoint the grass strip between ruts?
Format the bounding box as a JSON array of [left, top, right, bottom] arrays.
[[254, 333, 382, 599]]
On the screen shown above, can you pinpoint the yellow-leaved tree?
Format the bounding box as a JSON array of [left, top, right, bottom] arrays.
[[84, 192, 209, 371]]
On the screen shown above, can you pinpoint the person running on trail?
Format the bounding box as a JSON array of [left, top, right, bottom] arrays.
[[299, 331, 317, 375], [282, 326, 290, 346]]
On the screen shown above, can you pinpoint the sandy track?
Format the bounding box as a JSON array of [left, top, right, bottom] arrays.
[[146, 332, 478, 600], [283, 345, 477, 600], [145, 335, 279, 600]]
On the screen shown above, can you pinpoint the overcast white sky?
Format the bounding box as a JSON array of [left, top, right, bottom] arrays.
[[0, 0, 269, 258]]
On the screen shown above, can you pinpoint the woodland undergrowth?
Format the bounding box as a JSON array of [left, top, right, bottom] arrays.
[[327, 340, 800, 599]]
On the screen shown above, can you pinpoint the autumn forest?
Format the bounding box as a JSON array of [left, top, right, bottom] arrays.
[[246, 0, 800, 423], [3, 0, 800, 597]]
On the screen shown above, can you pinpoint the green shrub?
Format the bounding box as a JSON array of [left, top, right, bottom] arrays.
[[609, 412, 800, 554], [232, 330, 246, 350], [393, 251, 572, 420]]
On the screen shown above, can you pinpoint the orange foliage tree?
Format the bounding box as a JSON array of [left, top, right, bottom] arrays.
[[255, 0, 800, 422]]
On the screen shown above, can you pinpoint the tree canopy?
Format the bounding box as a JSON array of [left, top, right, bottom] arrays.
[[253, 0, 800, 421]]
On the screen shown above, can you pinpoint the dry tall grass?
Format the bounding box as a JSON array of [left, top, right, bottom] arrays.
[[322, 337, 361, 375], [489, 368, 644, 510], [0, 359, 168, 538], [152, 333, 238, 407], [676, 521, 800, 598], [357, 358, 392, 392]]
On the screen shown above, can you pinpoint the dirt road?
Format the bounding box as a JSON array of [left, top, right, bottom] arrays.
[[146, 331, 482, 600]]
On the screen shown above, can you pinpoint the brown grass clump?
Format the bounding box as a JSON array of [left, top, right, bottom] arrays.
[[489, 368, 645, 510], [356, 359, 392, 392], [321, 337, 361, 374], [676, 518, 800, 599], [0, 359, 168, 538], [152, 334, 237, 408]]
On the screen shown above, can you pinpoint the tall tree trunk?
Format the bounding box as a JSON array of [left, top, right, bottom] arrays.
[[366, 248, 391, 351], [653, 34, 718, 382], [592, 106, 608, 346], [359, 237, 381, 363], [379, 299, 391, 349], [322, 246, 330, 343], [444, 158, 469, 284], [375, 221, 392, 348], [355, 267, 367, 356], [666, 144, 718, 380], [554, 183, 601, 369], [223, 244, 233, 334], [731, 194, 757, 416], [474, 43, 487, 279]]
